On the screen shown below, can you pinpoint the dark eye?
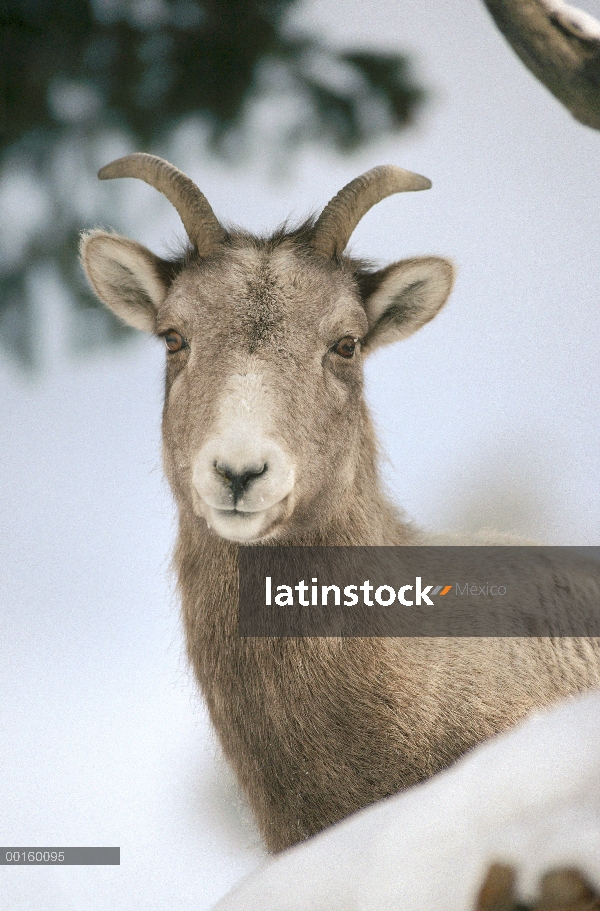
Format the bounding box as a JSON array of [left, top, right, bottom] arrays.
[[164, 330, 186, 353], [332, 336, 358, 359]]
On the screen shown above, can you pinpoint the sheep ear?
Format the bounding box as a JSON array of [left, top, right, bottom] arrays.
[[361, 257, 454, 354], [80, 230, 170, 332]]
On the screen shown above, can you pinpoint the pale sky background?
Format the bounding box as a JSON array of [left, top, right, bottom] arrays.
[[1, 0, 600, 908]]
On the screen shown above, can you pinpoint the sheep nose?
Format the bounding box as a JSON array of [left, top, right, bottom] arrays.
[[214, 462, 267, 502]]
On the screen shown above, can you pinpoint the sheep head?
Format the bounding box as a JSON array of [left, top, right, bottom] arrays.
[[80, 154, 454, 543]]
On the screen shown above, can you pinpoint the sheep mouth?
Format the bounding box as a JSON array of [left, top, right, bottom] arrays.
[[202, 498, 291, 543], [213, 505, 270, 515]]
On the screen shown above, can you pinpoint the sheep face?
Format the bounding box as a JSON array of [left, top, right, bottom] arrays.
[[159, 241, 369, 543], [80, 158, 454, 543]]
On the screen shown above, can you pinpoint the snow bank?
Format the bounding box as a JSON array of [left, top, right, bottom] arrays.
[[214, 688, 600, 911]]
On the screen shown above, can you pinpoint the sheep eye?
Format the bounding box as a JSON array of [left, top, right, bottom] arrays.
[[164, 330, 186, 353], [332, 336, 358, 359]]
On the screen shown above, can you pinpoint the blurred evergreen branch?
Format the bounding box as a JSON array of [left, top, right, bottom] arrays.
[[0, 0, 426, 366]]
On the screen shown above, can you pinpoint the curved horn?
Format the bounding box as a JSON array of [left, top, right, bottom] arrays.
[[311, 165, 432, 258], [98, 153, 226, 256]]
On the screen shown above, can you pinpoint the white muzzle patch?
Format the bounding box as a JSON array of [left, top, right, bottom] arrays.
[[191, 372, 295, 542]]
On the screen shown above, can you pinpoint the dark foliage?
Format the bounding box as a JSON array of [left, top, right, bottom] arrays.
[[0, 0, 426, 365]]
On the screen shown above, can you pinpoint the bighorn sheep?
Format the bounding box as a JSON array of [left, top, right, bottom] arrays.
[[81, 153, 600, 852]]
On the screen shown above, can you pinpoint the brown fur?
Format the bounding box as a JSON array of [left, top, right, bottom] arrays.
[[81, 213, 600, 854], [476, 863, 600, 911]]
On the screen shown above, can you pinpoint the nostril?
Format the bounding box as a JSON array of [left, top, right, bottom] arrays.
[[214, 461, 234, 483], [248, 463, 267, 481]]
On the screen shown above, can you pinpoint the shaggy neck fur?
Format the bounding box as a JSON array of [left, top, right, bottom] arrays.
[[174, 401, 419, 850]]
